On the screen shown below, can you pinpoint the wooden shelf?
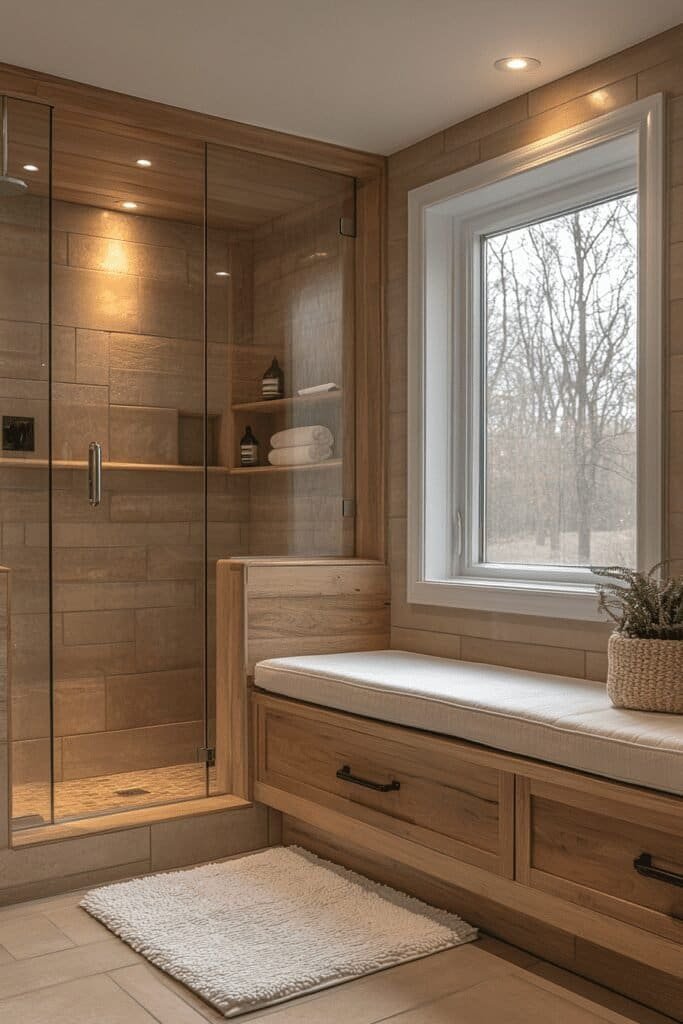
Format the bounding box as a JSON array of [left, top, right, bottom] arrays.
[[0, 457, 232, 474], [229, 458, 342, 475], [0, 456, 342, 476], [232, 390, 341, 414]]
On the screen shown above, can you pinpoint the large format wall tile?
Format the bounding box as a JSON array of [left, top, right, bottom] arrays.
[[0, 257, 48, 322], [138, 278, 202, 340], [53, 678, 106, 737], [63, 610, 136, 646], [134, 606, 203, 673], [109, 405, 179, 465], [68, 233, 188, 284], [53, 265, 139, 333], [53, 546, 147, 583], [61, 721, 203, 779], [150, 803, 269, 870], [53, 580, 197, 613], [52, 382, 109, 461], [75, 329, 109, 385], [105, 668, 203, 730]]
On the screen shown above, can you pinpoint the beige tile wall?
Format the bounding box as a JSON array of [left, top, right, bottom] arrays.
[[0, 199, 251, 812], [386, 25, 683, 678]]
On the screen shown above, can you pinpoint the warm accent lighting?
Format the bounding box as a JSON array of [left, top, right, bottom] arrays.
[[121, 201, 138, 210], [22, 163, 39, 172], [494, 56, 541, 72], [136, 158, 152, 167], [215, 271, 231, 277]]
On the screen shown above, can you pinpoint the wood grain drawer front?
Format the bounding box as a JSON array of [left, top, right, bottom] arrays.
[[518, 779, 683, 944], [255, 697, 514, 877]]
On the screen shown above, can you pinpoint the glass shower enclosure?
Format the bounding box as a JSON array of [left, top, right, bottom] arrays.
[[1, 97, 355, 830]]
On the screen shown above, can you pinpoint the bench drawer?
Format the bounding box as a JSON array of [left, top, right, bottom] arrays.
[[517, 777, 683, 944], [254, 693, 514, 876]]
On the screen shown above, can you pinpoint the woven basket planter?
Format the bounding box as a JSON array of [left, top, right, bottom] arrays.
[[607, 633, 683, 713]]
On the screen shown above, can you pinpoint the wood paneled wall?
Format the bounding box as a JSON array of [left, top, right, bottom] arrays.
[[386, 25, 683, 679], [216, 557, 390, 799]]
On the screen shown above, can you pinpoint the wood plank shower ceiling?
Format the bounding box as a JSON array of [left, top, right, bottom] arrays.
[[9, 101, 350, 228]]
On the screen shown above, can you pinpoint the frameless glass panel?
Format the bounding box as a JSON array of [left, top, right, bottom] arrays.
[[50, 112, 208, 820], [482, 194, 638, 569], [0, 98, 53, 831], [205, 145, 355, 787]]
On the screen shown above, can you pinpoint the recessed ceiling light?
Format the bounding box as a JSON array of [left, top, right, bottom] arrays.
[[136, 158, 152, 168], [215, 270, 231, 277], [121, 201, 138, 210], [22, 163, 39, 172], [494, 56, 541, 72]]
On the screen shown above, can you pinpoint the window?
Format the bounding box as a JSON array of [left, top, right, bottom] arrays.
[[408, 96, 663, 619]]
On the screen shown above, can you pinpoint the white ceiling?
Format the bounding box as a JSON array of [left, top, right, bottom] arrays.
[[1, 1, 681, 155]]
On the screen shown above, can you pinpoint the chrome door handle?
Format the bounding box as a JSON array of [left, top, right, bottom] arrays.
[[88, 442, 102, 507]]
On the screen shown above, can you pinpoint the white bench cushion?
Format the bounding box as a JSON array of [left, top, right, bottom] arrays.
[[254, 649, 683, 796]]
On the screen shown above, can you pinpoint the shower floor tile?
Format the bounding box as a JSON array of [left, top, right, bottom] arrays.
[[12, 763, 214, 829]]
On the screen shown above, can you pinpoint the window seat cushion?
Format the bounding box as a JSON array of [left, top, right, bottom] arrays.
[[254, 649, 683, 796]]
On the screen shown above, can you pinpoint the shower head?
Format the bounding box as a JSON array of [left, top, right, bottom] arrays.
[[0, 175, 27, 197], [0, 97, 27, 197]]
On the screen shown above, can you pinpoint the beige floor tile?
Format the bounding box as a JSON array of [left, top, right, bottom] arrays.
[[44, 905, 112, 946], [0, 914, 74, 959], [381, 973, 636, 1023], [0, 871, 671, 1024], [0, 888, 87, 922], [120, 963, 226, 1023], [242, 945, 516, 1024], [110, 964, 213, 1023], [0, 974, 157, 1023], [0, 937, 139, 1000]]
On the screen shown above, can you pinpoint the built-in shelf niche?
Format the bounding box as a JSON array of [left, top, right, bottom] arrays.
[[178, 413, 220, 467]]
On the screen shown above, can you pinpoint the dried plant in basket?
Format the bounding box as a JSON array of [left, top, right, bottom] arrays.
[[591, 564, 683, 714]]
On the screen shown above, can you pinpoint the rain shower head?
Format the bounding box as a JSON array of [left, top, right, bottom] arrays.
[[0, 175, 27, 197], [0, 96, 27, 197]]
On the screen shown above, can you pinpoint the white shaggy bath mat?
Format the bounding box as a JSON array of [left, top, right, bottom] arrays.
[[81, 845, 477, 1018]]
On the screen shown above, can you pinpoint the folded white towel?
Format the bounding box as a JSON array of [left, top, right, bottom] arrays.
[[297, 383, 339, 395], [268, 444, 333, 466], [270, 425, 333, 449]]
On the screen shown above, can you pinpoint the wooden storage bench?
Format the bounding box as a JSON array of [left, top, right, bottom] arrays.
[[251, 649, 683, 1013], [256, 694, 514, 877]]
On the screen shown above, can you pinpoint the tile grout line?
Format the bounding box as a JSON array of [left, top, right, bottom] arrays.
[[107, 970, 169, 1024], [355, 972, 519, 1024], [109, 965, 218, 1023]]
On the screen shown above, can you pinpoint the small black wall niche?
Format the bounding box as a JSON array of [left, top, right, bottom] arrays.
[[2, 416, 35, 453]]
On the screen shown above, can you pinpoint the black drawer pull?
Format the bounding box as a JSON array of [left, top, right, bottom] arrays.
[[336, 765, 400, 793], [633, 853, 683, 888]]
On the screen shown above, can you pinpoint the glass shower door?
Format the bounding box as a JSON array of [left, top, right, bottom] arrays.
[[204, 145, 356, 781], [49, 111, 208, 820], [0, 97, 52, 830]]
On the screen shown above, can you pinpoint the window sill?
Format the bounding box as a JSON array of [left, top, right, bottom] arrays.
[[408, 576, 604, 621]]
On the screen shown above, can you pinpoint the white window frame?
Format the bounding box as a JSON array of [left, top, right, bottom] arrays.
[[407, 95, 664, 620]]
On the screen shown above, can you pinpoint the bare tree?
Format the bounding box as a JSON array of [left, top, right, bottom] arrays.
[[485, 193, 637, 566]]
